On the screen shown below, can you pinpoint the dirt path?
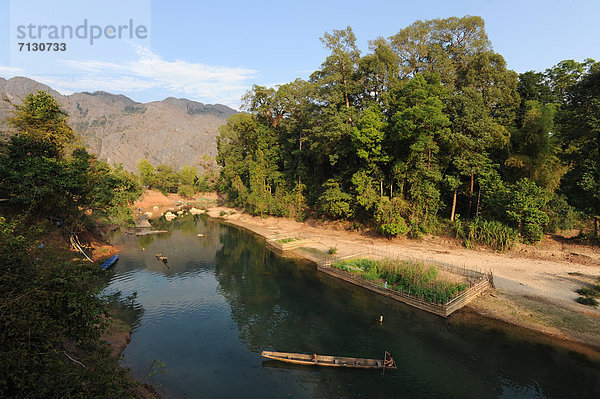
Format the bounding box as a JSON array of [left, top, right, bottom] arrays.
[[205, 205, 600, 352]]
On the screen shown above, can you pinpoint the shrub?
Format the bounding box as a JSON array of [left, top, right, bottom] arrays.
[[318, 179, 353, 219], [506, 178, 550, 244], [375, 197, 410, 237], [522, 222, 544, 244], [545, 194, 578, 233], [576, 287, 600, 297], [328, 247, 338, 255], [453, 217, 519, 251], [576, 296, 599, 306], [177, 184, 195, 199]]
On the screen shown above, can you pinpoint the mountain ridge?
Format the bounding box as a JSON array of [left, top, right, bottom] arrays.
[[0, 76, 237, 171]]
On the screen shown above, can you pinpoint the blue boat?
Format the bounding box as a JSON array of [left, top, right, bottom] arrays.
[[100, 255, 119, 271]]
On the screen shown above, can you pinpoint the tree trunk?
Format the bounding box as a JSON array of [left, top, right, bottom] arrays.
[[518, 221, 522, 236], [428, 149, 431, 171], [390, 181, 393, 198], [468, 172, 474, 218], [595, 216, 599, 237], [380, 179, 383, 197], [297, 175, 302, 212], [450, 188, 457, 222], [341, 62, 352, 123], [475, 187, 481, 219]]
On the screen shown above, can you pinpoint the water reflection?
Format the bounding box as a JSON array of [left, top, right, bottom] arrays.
[[104, 290, 145, 331], [103, 215, 600, 398]]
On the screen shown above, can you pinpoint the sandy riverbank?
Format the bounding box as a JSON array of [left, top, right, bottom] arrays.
[[204, 205, 600, 357]]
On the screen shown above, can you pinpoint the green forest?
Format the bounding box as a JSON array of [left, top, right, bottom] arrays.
[[0, 92, 142, 396], [216, 16, 600, 248]]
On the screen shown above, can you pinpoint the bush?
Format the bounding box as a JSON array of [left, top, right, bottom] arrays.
[[545, 194, 578, 233], [453, 217, 519, 251], [328, 247, 338, 255], [375, 197, 410, 237], [522, 222, 544, 244], [506, 178, 550, 244], [318, 179, 353, 219], [177, 184, 195, 199], [576, 287, 600, 297], [0, 218, 133, 397], [576, 296, 599, 306]]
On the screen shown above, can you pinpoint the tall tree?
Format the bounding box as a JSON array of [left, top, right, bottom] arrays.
[[389, 16, 490, 88], [505, 101, 565, 191], [309, 26, 361, 182], [357, 38, 400, 110], [556, 62, 600, 234], [391, 74, 450, 224], [137, 158, 156, 187], [457, 51, 520, 128], [445, 87, 509, 219], [8, 91, 74, 158]]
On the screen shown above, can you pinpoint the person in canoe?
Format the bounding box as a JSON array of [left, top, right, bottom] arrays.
[[312, 353, 317, 363]]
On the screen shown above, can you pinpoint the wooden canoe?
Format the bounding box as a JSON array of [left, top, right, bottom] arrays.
[[100, 255, 119, 271], [261, 351, 396, 370]]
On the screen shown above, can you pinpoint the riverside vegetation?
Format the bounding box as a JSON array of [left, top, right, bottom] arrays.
[[0, 92, 144, 397], [333, 258, 467, 304], [215, 16, 600, 249]]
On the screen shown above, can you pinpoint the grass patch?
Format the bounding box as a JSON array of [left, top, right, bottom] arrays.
[[576, 296, 599, 306], [332, 258, 467, 304], [576, 287, 600, 298], [275, 237, 300, 244], [575, 279, 600, 306]]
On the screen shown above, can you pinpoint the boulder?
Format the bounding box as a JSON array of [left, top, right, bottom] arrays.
[[164, 212, 176, 221], [135, 217, 152, 228]]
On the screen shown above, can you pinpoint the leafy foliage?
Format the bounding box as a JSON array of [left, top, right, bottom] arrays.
[[318, 179, 353, 219], [9, 91, 74, 156], [214, 17, 599, 244], [375, 197, 410, 237], [0, 219, 134, 397], [453, 217, 519, 251], [0, 92, 141, 226]]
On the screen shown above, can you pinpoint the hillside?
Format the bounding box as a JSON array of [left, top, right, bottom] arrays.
[[0, 76, 237, 171]]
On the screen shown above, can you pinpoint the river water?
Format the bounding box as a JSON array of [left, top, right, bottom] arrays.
[[103, 214, 600, 398]]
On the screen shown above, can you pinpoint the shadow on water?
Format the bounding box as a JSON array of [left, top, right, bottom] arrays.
[[103, 291, 145, 331], [103, 214, 600, 399]]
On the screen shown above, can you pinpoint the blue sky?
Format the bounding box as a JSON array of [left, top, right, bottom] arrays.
[[1, 0, 599, 108]]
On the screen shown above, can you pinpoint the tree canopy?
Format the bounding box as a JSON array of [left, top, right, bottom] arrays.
[[214, 16, 598, 244]]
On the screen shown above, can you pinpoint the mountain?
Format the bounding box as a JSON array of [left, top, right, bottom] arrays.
[[0, 76, 237, 171]]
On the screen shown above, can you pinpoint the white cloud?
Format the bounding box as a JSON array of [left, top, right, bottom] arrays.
[[5, 46, 257, 108], [0, 66, 25, 76]]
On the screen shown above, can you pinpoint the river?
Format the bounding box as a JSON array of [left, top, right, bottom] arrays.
[[103, 214, 600, 398]]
